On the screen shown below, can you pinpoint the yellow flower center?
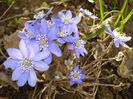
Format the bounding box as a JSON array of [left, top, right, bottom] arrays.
[[73, 74, 77, 78], [58, 32, 64, 37], [88, 17, 90, 20], [115, 33, 120, 38], [30, 34, 34, 38], [24, 61, 30, 66], [64, 18, 69, 24], [75, 42, 80, 46], [41, 40, 46, 45]]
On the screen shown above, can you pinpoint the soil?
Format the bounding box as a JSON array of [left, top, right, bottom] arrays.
[[0, 0, 133, 99]]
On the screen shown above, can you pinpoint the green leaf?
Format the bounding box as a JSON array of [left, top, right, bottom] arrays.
[[7, 0, 12, 6], [114, 0, 127, 27], [82, 26, 105, 40], [99, 0, 104, 22], [121, 9, 133, 25]]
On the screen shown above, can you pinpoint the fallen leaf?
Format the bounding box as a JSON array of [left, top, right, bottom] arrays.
[[0, 70, 18, 90]]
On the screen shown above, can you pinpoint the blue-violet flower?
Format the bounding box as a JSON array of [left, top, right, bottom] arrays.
[[68, 39, 88, 58], [80, 8, 98, 19], [68, 66, 86, 86], [31, 7, 53, 25], [104, 25, 132, 48], [34, 19, 62, 57], [4, 40, 49, 87], [49, 25, 78, 44], [17, 22, 39, 44], [51, 10, 81, 38]]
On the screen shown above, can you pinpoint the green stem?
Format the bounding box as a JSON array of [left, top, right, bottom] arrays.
[[99, 0, 104, 22], [114, 0, 127, 27]]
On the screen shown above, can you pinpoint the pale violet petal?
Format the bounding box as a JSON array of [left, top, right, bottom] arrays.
[[68, 44, 75, 50], [4, 59, 20, 70], [7, 48, 23, 59], [114, 38, 120, 48], [70, 79, 75, 86], [28, 68, 37, 87], [17, 71, 29, 87], [11, 67, 24, 81], [19, 39, 29, 57], [34, 61, 49, 71], [48, 42, 62, 57]]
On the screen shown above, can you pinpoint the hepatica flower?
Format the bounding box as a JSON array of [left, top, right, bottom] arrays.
[[79, 8, 98, 19], [68, 39, 88, 58], [49, 25, 78, 44], [34, 19, 62, 57], [104, 25, 132, 48], [51, 10, 81, 38], [4, 40, 49, 87], [68, 66, 86, 86], [31, 7, 53, 25], [17, 22, 39, 44]]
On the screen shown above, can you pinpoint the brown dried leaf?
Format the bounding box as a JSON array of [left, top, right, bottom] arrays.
[[4, 32, 20, 50], [0, 71, 18, 90]]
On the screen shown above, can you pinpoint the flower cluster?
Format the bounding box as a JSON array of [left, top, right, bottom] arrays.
[[104, 25, 132, 48], [80, 8, 98, 19], [4, 8, 88, 87], [3, 7, 132, 87], [68, 66, 86, 86], [4, 40, 49, 87]]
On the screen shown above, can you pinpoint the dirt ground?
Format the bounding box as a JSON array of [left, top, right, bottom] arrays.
[[0, 0, 133, 99]]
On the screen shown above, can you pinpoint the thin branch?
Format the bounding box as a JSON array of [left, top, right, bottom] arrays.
[[0, 1, 15, 20], [83, 82, 126, 87]]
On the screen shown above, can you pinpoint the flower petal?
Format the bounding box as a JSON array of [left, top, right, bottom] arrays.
[[76, 79, 83, 84], [79, 49, 85, 56], [66, 10, 72, 18], [60, 25, 73, 35], [104, 25, 115, 38], [82, 48, 88, 54], [40, 19, 48, 35], [119, 41, 130, 48], [71, 17, 81, 24], [74, 66, 79, 71], [70, 79, 75, 86], [28, 68, 37, 87], [45, 7, 53, 17], [19, 39, 29, 57], [71, 24, 79, 38], [88, 15, 98, 19], [112, 28, 119, 33], [57, 38, 65, 44], [119, 36, 132, 42], [32, 50, 50, 61], [4, 59, 20, 70], [79, 69, 83, 73], [34, 61, 49, 71], [29, 42, 40, 58], [17, 33, 28, 39], [58, 11, 65, 19], [51, 17, 62, 26], [11, 67, 24, 81], [47, 25, 58, 41], [68, 74, 72, 79], [48, 42, 62, 57], [75, 49, 80, 58], [68, 44, 75, 50], [63, 36, 78, 43], [114, 38, 120, 48], [7, 48, 23, 59], [44, 53, 52, 64], [81, 74, 86, 79], [25, 22, 38, 37], [17, 71, 29, 87]]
